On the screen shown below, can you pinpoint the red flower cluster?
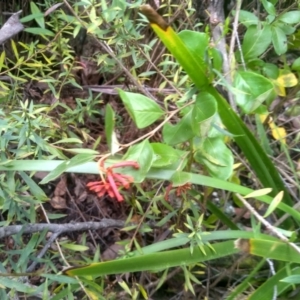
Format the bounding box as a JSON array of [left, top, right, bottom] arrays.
[[175, 183, 191, 196], [87, 161, 139, 202], [164, 182, 192, 201]]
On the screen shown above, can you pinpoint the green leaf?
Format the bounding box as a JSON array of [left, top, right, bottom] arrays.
[[263, 191, 284, 217], [250, 266, 300, 299], [292, 57, 300, 71], [25, 27, 54, 36], [275, 21, 295, 35], [118, 281, 132, 296], [192, 92, 217, 137], [17, 234, 39, 270], [242, 239, 300, 263], [64, 241, 238, 278], [261, 0, 276, 16], [61, 243, 89, 251], [40, 154, 97, 184], [255, 113, 274, 155], [52, 138, 83, 144], [20, 13, 45, 23], [47, 213, 67, 219], [278, 11, 300, 24], [210, 47, 223, 72], [281, 274, 300, 284], [171, 171, 192, 187], [177, 31, 209, 68], [11, 40, 19, 60], [122, 140, 154, 182], [0, 277, 35, 293], [194, 137, 233, 180], [0, 160, 298, 220], [30, 2, 45, 28], [234, 71, 275, 113], [67, 149, 99, 154], [237, 10, 259, 27], [272, 26, 287, 55], [207, 201, 239, 229], [163, 109, 194, 145], [139, 6, 209, 87], [42, 274, 79, 284], [262, 63, 279, 79], [0, 51, 6, 72], [132, 231, 275, 256], [241, 24, 272, 59], [19, 171, 47, 201], [244, 188, 272, 198], [151, 143, 185, 167], [118, 89, 164, 129], [105, 104, 119, 154]]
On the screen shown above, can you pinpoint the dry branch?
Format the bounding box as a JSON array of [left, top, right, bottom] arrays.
[[0, 219, 126, 239], [0, 11, 24, 45]]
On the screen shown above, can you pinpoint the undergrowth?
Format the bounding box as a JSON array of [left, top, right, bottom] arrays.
[[0, 0, 300, 299]]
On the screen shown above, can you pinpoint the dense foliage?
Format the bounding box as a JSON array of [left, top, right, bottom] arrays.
[[0, 0, 300, 299]]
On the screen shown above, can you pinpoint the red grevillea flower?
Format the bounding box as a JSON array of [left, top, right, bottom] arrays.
[[87, 160, 139, 202], [175, 183, 191, 196], [164, 182, 192, 201]]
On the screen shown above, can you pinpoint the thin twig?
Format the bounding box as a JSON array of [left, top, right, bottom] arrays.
[[26, 206, 124, 273], [273, 201, 300, 228], [209, 0, 237, 111], [236, 194, 300, 255], [228, 0, 242, 69], [65, 187, 98, 247], [266, 258, 277, 300], [26, 231, 60, 273], [39, 204, 69, 267]]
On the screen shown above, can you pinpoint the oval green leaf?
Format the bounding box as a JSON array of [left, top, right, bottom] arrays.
[[272, 26, 287, 55], [241, 24, 272, 59], [118, 89, 164, 129], [122, 140, 154, 182], [278, 11, 300, 24], [151, 143, 185, 167], [234, 71, 275, 113], [194, 137, 233, 180], [163, 109, 194, 145], [192, 92, 217, 137]]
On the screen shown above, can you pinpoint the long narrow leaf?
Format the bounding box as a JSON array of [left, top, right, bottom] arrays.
[[236, 238, 300, 263], [64, 240, 238, 277], [140, 5, 208, 87], [248, 265, 300, 299], [130, 230, 278, 256]]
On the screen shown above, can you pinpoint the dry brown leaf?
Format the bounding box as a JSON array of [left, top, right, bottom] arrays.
[[291, 115, 300, 129], [74, 176, 87, 202], [54, 176, 67, 197], [50, 196, 67, 209], [101, 243, 125, 261], [44, 2, 64, 16]]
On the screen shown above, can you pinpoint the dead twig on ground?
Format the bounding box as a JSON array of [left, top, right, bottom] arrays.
[[0, 219, 126, 239], [0, 10, 24, 45]]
